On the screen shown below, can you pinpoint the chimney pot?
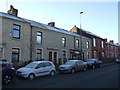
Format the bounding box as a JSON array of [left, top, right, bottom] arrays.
[[48, 22, 55, 27], [104, 38, 107, 42], [109, 40, 114, 43]]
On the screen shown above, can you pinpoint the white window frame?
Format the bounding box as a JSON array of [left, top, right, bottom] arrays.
[[36, 48, 43, 60], [37, 31, 42, 44], [101, 41, 104, 48], [86, 41, 89, 49], [11, 47, 21, 63], [93, 38, 96, 47]]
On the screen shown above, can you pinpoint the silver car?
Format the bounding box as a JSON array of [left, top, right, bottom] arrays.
[[58, 60, 87, 74], [16, 61, 56, 80]]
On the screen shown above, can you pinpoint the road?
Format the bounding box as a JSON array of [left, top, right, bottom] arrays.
[[2, 63, 120, 88]]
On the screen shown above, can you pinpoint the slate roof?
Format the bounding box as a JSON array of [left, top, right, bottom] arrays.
[[0, 12, 89, 39]]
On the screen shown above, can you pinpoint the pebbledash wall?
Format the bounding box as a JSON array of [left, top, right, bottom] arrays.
[[0, 11, 92, 67]]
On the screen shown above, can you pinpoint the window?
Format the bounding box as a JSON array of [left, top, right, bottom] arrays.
[[37, 31, 42, 44], [62, 37, 66, 47], [86, 41, 89, 49], [102, 52, 105, 57], [93, 38, 96, 47], [94, 51, 97, 58], [35, 63, 45, 69], [76, 39, 79, 48], [36, 49, 42, 60], [87, 52, 89, 59], [44, 62, 52, 67], [63, 51, 67, 63], [12, 48, 20, 63], [12, 24, 20, 39], [101, 41, 104, 48]]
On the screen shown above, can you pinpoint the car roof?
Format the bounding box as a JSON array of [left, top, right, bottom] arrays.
[[0, 61, 10, 64], [31, 61, 52, 63], [68, 60, 82, 62], [88, 58, 98, 60]]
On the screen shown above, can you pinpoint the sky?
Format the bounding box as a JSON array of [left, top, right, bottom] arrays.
[[1, 0, 119, 43]]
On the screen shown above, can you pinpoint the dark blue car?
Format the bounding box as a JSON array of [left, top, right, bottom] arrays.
[[84, 59, 102, 69], [0, 61, 15, 84]]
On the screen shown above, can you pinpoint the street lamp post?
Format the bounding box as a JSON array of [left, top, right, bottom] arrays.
[[80, 12, 83, 60]]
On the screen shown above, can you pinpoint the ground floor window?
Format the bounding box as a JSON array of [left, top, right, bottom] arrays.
[[87, 52, 89, 59], [12, 48, 20, 63], [62, 51, 67, 63], [93, 51, 97, 58], [70, 49, 81, 60], [102, 52, 105, 57], [36, 49, 42, 60]]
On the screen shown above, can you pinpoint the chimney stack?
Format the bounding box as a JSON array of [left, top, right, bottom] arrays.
[[109, 40, 114, 43], [104, 38, 107, 42], [7, 5, 18, 16], [48, 22, 55, 27]]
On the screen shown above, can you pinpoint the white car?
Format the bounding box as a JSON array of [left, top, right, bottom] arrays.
[[116, 57, 120, 63], [16, 61, 56, 79]]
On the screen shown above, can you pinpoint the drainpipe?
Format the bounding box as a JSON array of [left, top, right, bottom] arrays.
[[30, 25, 33, 60], [74, 36, 75, 49]]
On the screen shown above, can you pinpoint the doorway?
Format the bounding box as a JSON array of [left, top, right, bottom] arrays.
[[48, 51, 58, 65]]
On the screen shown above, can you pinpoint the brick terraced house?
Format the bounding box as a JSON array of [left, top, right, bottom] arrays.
[[70, 25, 120, 62]]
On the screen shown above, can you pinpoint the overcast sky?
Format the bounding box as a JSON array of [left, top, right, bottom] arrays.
[[1, 0, 119, 43]]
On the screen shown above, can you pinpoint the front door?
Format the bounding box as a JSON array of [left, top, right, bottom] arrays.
[[49, 52, 52, 62], [54, 52, 57, 65], [48, 51, 58, 65]]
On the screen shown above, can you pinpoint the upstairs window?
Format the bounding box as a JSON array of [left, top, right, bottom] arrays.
[[76, 39, 79, 48], [12, 24, 20, 39], [86, 41, 89, 49], [93, 38, 96, 47], [37, 31, 42, 44], [101, 41, 104, 48], [62, 37, 66, 47]]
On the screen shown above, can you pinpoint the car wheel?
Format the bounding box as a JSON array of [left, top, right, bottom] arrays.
[[71, 68, 75, 74], [99, 64, 102, 68], [28, 74, 35, 80], [92, 65, 95, 69], [3, 75, 12, 85], [50, 70, 55, 76]]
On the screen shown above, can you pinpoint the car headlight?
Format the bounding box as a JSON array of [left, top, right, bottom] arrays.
[[22, 72, 28, 76]]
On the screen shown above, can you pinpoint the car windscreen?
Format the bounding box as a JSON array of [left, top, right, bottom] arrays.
[[0, 63, 7, 68], [65, 61, 76, 65], [87, 59, 95, 62], [25, 62, 38, 68]]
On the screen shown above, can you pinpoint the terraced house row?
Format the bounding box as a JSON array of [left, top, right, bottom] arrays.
[[0, 6, 120, 67]]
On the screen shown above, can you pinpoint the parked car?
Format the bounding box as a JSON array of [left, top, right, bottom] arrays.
[[0, 61, 15, 85], [58, 60, 87, 74], [85, 59, 102, 69], [16, 61, 56, 80], [116, 57, 120, 63]]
